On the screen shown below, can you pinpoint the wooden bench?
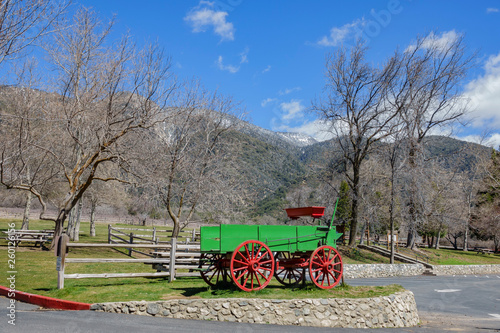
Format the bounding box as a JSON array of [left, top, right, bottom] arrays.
[[475, 247, 494, 255], [3, 230, 54, 247]]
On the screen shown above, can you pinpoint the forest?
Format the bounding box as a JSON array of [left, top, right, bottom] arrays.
[[0, 1, 499, 252]]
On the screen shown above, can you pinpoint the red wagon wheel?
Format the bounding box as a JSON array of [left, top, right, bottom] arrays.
[[274, 252, 305, 286], [230, 240, 274, 292], [309, 245, 343, 289], [199, 253, 229, 287]]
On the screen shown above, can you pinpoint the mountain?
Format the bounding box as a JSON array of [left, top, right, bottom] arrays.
[[236, 118, 317, 150], [274, 132, 318, 147]]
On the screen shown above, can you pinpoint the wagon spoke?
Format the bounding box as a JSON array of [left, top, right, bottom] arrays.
[[328, 270, 338, 281], [254, 271, 262, 286], [208, 269, 218, 283], [232, 259, 248, 266], [256, 250, 269, 261], [311, 259, 323, 266], [233, 266, 249, 272], [256, 245, 263, 257], [311, 267, 322, 273], [259, 259, 273, 265]]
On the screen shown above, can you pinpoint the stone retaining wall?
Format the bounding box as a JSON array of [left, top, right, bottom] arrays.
[[344, 264, 425, 278], [91, 290, 419, 328], [433, 264, 500, 276]]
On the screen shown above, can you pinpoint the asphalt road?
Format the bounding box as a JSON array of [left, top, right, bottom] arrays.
[[1, 275, 499, 332]]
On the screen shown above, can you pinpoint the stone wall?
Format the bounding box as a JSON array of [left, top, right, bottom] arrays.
[[344, 264, 425, 278], [433, 264, 500, 276], [91, 290, 419, 328]]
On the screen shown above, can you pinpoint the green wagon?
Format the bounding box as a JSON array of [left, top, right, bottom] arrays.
[[199, 206, 343, 291]]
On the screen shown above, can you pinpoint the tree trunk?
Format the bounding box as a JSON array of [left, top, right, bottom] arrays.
[[90, 200, 96, 237], [171, 220, 180, 238], [434, 232, 441, 249], [348, 169, 360, 247], [67, 207, 75, 239], [21, 191, 32, 230], [407, 228, 416, 249], [463, 203, 470, 251], [72, 199, 83, 241], [50, 211, 68, 250], [359, 221, 366, 245]]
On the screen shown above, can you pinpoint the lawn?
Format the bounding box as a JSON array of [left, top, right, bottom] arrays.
[[3, 217, 497, 304]]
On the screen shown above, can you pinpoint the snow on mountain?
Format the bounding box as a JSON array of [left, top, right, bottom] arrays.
[[275, 132, 318, 147], [237, 120, 318, 148]]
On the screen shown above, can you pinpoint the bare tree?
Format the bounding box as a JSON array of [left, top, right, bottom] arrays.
[[388, 32, 475, 248], [144, 83, 242, 237], [0, 8, 176, 245], [312, 41, 402, 247], [472, 148, 500, 252], [0, 0, 67, 65]]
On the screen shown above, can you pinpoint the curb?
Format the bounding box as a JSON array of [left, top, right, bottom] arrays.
[[0, 286, 91, 310]]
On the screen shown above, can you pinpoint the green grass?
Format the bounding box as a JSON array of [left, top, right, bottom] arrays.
[[419, 248, 500, 265], [4, 218, 496, 304]]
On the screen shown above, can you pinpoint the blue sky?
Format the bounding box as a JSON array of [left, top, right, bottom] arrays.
[[81, 0, 500, 147]]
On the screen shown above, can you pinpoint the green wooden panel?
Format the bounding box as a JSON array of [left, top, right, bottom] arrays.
[[258, 225, 298, 252], [326, 227, 342, 248], [219, 224, 259, 253], [297, 226, 323, 251], [200, 224, 342, 254], [200, 226, 221, 252]]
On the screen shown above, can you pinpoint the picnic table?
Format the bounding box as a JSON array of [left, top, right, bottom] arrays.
[[3, 229, 54, 247]]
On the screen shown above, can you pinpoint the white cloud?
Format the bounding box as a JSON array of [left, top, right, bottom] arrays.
[[262, 65, 271, 73], [184, 1, 235, 41], [407, 30, 460, 53], [216, 47, 249, 73], [216, 56, 239, 73], [280, 100, 305, 121], [458, 133, 500, 149], [261, 98, 277, 107], [239, 47, 249, 63], [423, 30, 459, 50], [464, 52, 500, 129], [317, 18, 366, 47], [278, 87, 302, 96], [487, 8, 499, 13]]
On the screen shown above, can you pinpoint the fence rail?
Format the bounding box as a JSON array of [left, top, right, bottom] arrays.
[[107, 225, 200, 257], [55, 235, 202, 289]]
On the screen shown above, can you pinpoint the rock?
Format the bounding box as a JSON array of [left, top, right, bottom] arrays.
[[147, 303, 160, 315]]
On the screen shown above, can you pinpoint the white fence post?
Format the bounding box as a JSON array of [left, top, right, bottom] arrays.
[[169, 237, 176, 282]]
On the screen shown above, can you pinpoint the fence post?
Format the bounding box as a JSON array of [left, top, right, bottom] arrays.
[[56, 234, 69, 289], [192, 229, 196, 241], [152, 227, 157, 244], [129, 233, 133, 256], [108, 225, 111, 244], [169, 237, 176, 282]]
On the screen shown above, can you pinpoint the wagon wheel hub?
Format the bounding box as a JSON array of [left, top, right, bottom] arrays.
[[248, 260, 259, 272]]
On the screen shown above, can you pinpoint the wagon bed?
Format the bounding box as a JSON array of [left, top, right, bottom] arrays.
[[198, 204, 343, 292]]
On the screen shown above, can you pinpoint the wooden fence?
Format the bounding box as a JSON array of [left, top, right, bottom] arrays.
[[107, 225, 199, 256], [55, 235, 202, 289]]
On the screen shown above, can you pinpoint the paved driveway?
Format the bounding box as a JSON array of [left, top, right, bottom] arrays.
[[1, 275, 499, 332]]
